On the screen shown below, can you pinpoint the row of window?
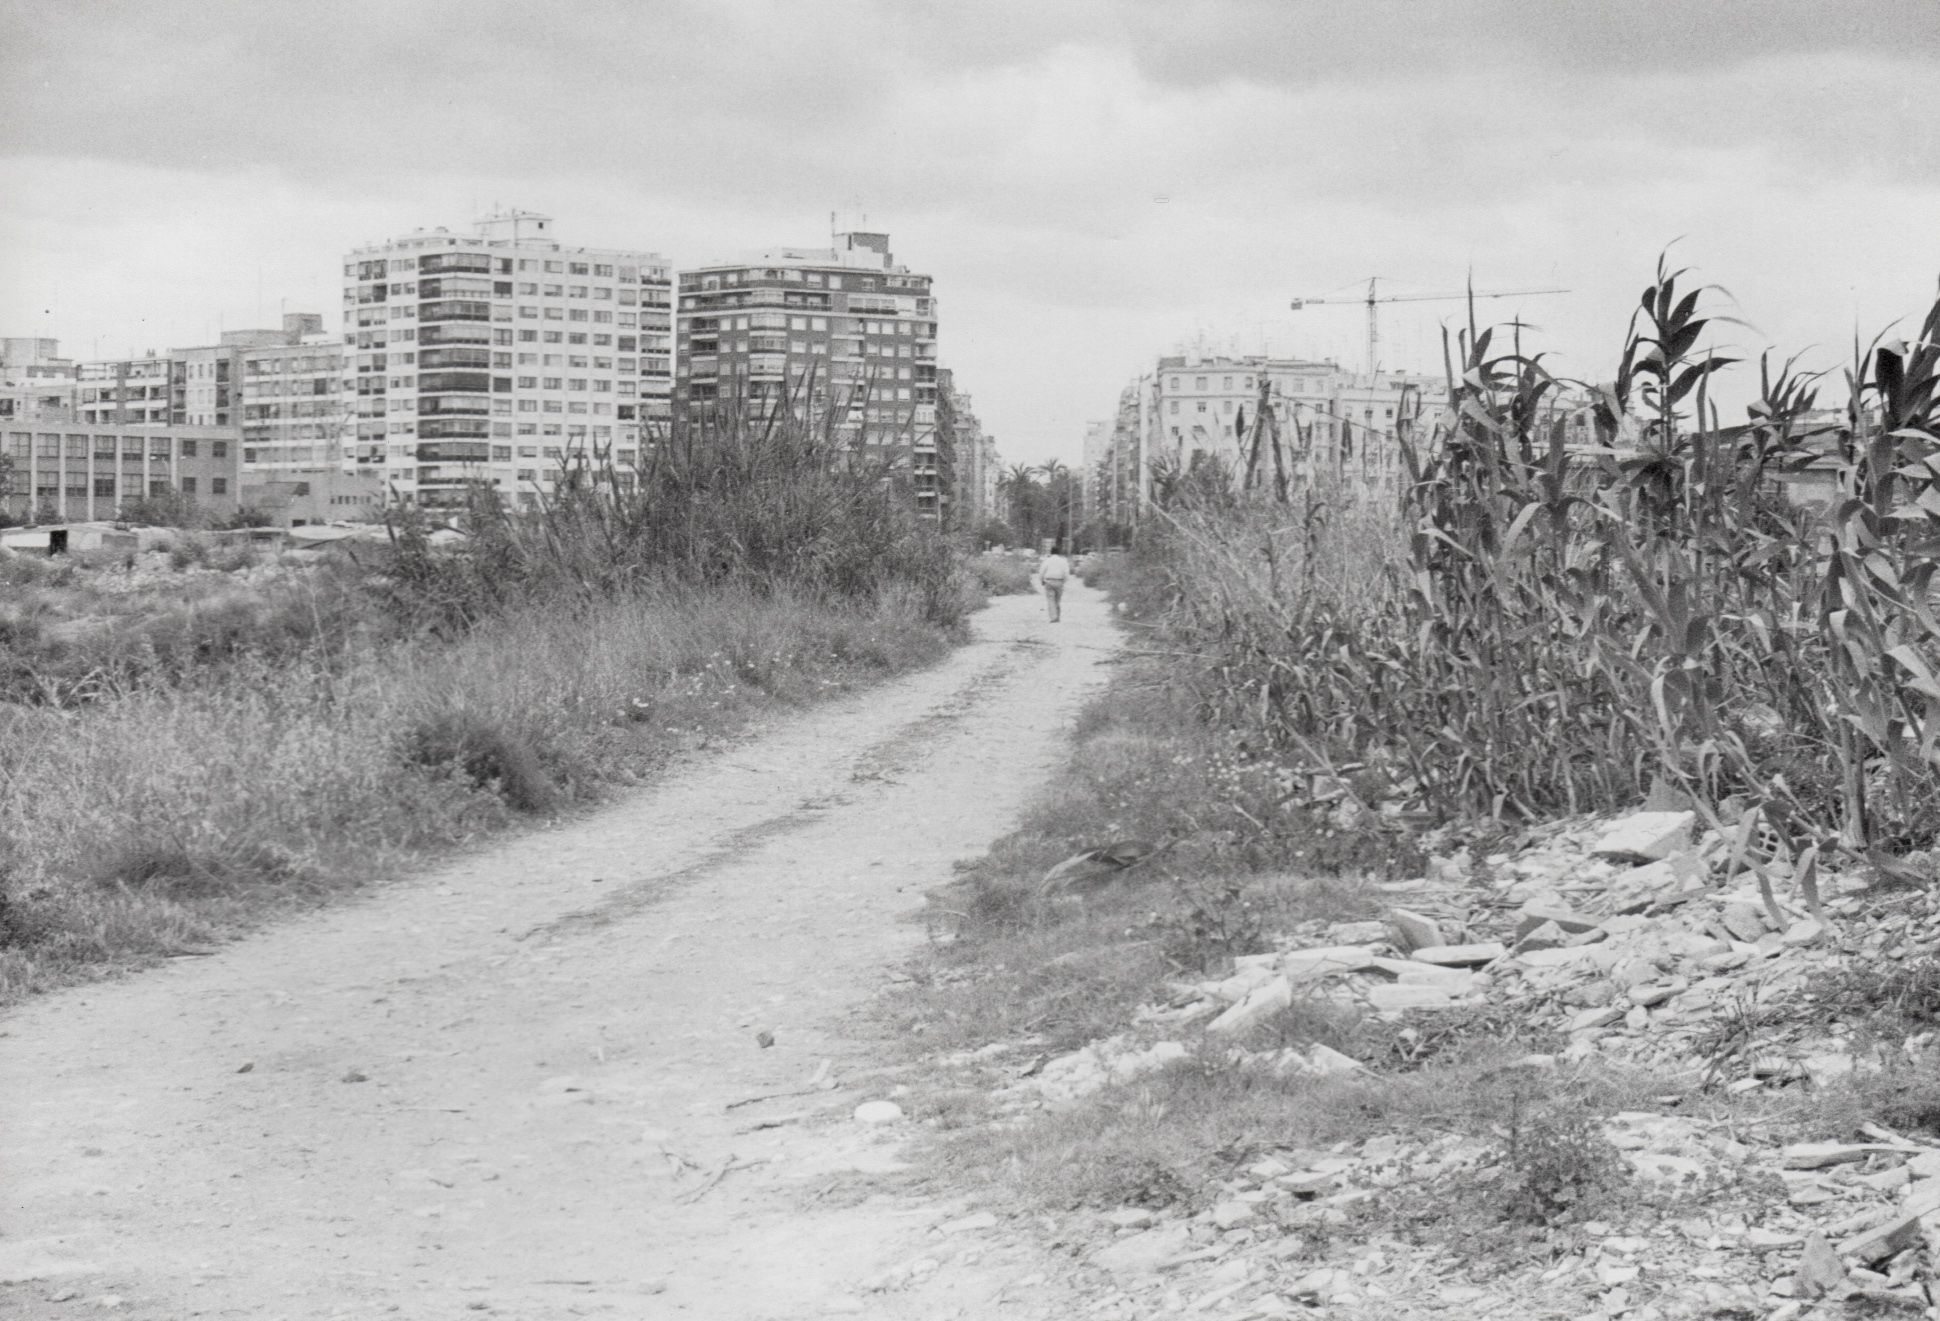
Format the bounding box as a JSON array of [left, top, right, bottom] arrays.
[[4, 433, 229, 459], [350, 254, 667, 282], [689, 267, 926, 295], [30, 476, 228, 498]]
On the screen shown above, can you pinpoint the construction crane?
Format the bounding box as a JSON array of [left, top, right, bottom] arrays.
[[1289, 278, 1569, 377]]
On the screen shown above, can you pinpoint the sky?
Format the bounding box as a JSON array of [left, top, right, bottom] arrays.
[[4, 0, 1940, 466]]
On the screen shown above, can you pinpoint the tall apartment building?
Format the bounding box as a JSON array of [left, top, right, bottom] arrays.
[[676, 231, 942, 515], [342, 211, 674, 509]]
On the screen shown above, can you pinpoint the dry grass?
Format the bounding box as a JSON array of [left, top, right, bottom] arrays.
[[0, 582, 950, 1002]]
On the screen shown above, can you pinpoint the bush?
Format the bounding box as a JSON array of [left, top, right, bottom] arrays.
[[968, 554, 1033, 596], [403, 709, 558, 814]]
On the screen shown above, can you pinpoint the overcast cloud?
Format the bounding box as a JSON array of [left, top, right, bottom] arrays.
[[4, 0, 1939, 463]]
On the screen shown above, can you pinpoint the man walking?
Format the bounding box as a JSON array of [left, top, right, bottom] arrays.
[[1037, 542, 1071, 623]]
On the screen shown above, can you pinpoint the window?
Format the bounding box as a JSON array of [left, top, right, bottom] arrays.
[[1169, 401, 1179, 415], [181, 476, 197, 494], [212, 440, 229, 458], [180, 439, 199, 457], [212, 477, 228, 495]]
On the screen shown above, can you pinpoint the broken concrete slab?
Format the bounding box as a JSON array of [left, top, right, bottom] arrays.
[[1206, 976, 1293, 1036], [1514, 905, 1600, 939], [1592, 810, 1695, 862], [1409, 942, 1504, 968], [1279, 946, 1381, 982], [1388, 909, 1442, 952], [1363, 982, 1466, 1012]]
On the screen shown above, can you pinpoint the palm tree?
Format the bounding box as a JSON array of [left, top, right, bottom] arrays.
[[997, 462, 1044, 545], [1034, 459, 1076, 550]]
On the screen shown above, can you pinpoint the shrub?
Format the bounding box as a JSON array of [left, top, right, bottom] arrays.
[[403, 709, 558, 814], [968, 554, 1033, 596]]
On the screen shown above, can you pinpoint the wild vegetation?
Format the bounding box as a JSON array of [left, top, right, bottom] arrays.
[[0, 405, 976, 1001], [905, 259, 1940, 1240]]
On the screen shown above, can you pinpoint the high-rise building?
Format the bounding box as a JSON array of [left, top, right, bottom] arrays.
[[341, 210, 674, 509], [676, 231, 941, 514]]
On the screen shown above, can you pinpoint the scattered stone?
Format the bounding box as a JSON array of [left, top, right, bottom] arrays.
[[1210, 1200, 1257, 1230], [1782, 1142, 1881, 1170], [853, 1100, 904, 1125], [1363, 982, 1464, 1012], [1513, 921, 1567, 953], [1795, 1234, 1847, 1296], [1101, 1208, 1155, 1229], [755, 1030, 775, 1048], [340, 1069, 368, 1084], [939, 1211, 997, 1234], [1514, 905, 1601, 938], [1387, 909, 1442, 952], [1206, 977, 1293, 1037], [1092, 1224, 1193, 1277], [1408, 942, 1504, 968], [1278, 946, 1380, 981], [47, 1289, 78, 1304], [1306, 1044, 1363, 1075], [235, 1061, 254, 1074], [1327, 920, 1389, 945]]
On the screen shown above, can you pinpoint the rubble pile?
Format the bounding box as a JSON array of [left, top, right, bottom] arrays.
[[1152, 808, 1938, 1090], [1061, 1114, 1940, 1320], [989, 809, 1940, 1318]]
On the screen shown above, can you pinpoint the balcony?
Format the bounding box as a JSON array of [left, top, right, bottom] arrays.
[[418, 277, 496, 300], [417, 347, 492, 369], [419, 300, 492, 323], [418, 252, 495, 275], [417, 418, 491, 439], [418, 323, 493, 346], [417, 370, 492, 394], [417, 396, 491, 416], [415, 442, 491, 464]]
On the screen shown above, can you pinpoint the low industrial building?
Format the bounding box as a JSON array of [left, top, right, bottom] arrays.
[[1, 422, 245, 523]]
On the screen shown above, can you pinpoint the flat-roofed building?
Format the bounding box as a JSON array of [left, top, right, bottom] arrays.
[[342, 210, 674, 510], [676, 231, 941, 515], [1, 422, 243, 523], [76, 353, 173, 427], [241, 330, 346, 475]]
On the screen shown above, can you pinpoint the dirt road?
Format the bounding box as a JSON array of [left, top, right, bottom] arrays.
[[1, 583, 1116, 1320]]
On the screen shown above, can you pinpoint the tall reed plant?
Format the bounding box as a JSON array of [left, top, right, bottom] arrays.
[[1148, 260, 1940, 898]]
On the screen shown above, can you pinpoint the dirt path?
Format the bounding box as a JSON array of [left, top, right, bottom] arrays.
[[1, 583, 1116, 1320]]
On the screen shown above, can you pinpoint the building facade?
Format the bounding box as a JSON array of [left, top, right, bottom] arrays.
[[1102, 353, 1446, 520], [76, 354, 172, 427], [676, 231, 942, 514], [341, 211, 674, 509], [1, 337, 77, 424], [1, 423, 244, 523], [241, 332, 346, 474]]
